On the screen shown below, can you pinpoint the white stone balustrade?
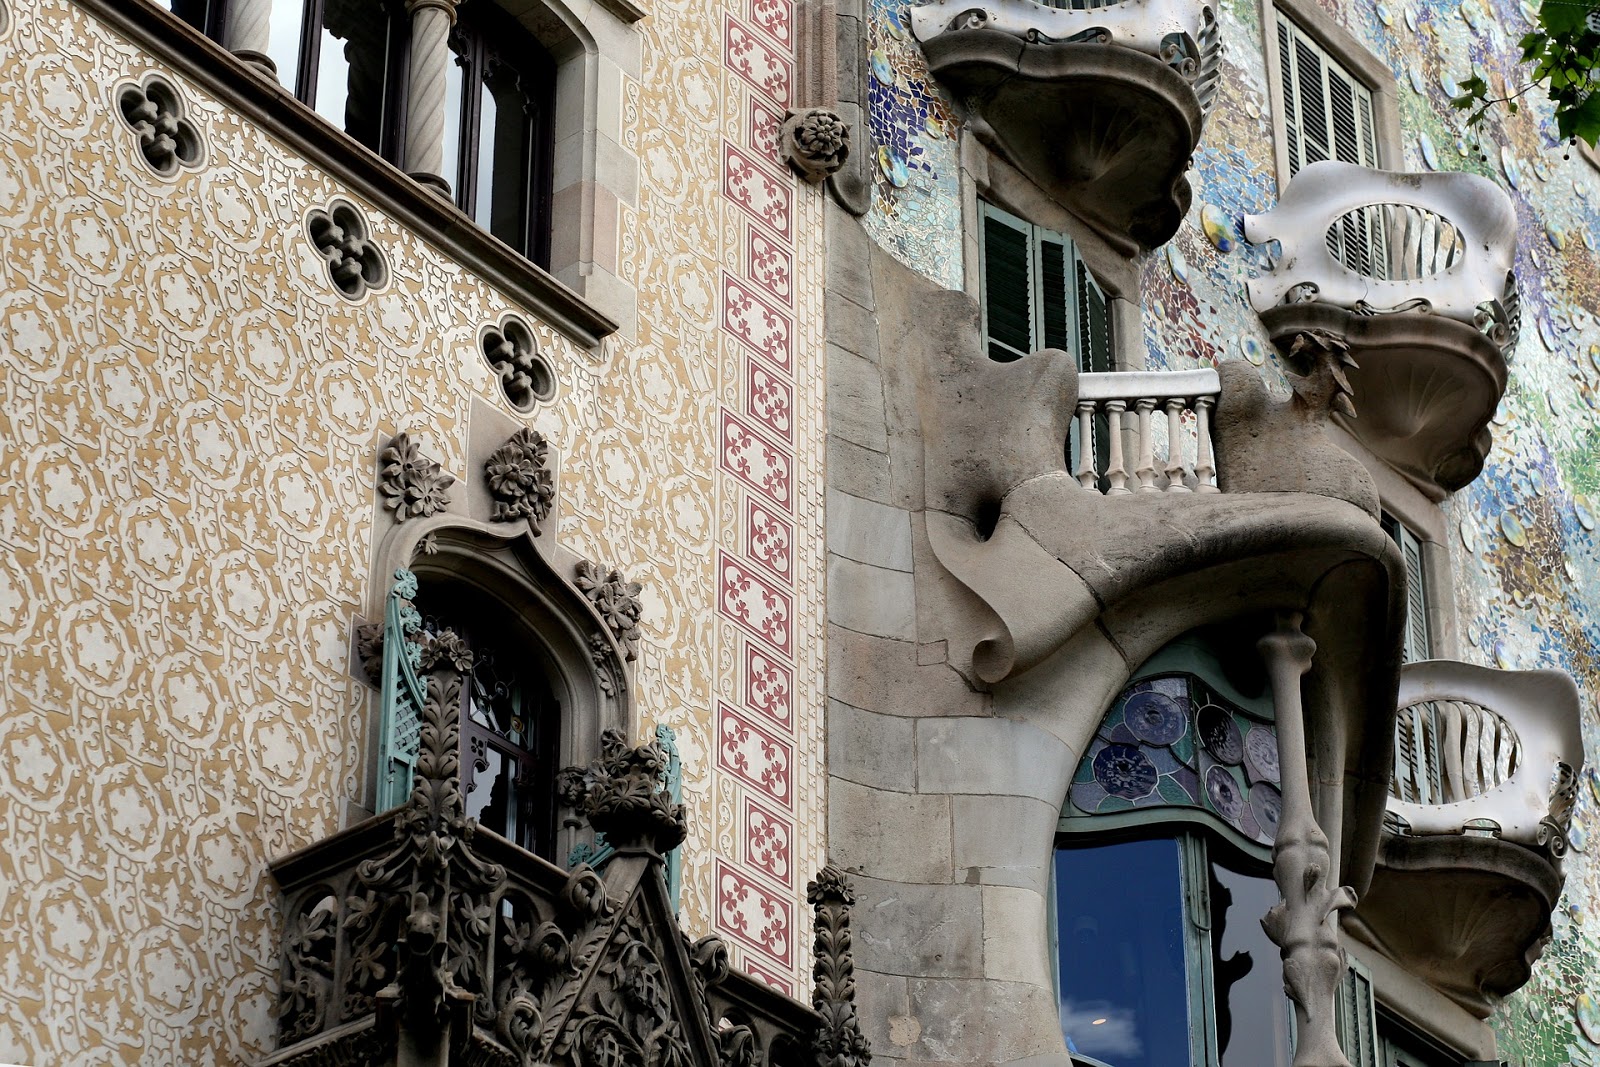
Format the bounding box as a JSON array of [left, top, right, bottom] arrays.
[[1073, 368, 1219, 494], [909, 0, 1222, 111], [1386, 660, 1582, 850], [1244, 161, 1520, 348]]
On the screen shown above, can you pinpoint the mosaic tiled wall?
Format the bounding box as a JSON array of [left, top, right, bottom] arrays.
[[865, 0, 1600, 1060], [0, 0, 827, 1057]]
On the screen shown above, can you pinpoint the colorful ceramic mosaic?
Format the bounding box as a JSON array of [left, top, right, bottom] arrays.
[[859, 0, 963, 289], [1070, 675, 1283, 846], [869, 0, 1600, 1056]]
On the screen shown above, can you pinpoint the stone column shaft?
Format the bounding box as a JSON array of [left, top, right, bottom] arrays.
[[403, 0, 459, 195], [1258, 612, 1357, 1067], [224, 0, 279, 77]]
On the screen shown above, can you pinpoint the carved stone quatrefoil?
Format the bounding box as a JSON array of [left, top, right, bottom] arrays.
[[115, 75, 204, 177], [306, 199, 388, 300]]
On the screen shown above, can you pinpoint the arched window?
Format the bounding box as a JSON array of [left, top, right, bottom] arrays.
[[1053, 631, 1292, 1067], [419, 584, 561, 856]]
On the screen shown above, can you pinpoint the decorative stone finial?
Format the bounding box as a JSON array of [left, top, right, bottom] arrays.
[[808, 864, 871, 1067], [780, 108, 851, 184], [581, 728, 687, 854]]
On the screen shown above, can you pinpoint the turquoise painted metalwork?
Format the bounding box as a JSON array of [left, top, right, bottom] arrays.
[[657, 723, 684, 912], [375, 568, 426, 813]]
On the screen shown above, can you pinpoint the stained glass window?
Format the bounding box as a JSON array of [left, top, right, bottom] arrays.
[[1068, 674, 1282, 846]]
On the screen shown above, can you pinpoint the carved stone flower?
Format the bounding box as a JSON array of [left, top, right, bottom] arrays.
[[575, 560, 644, 661], [421, 629, 474, 673], [379, 432, 455, 523], [485, 428, 555, 528], [780, 108, 851, 183]]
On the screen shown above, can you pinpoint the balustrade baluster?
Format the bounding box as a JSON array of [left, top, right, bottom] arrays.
[[1194, 397, 1218, 492], [1104, 400, 1129, 494], [1075, 401, 1098, 489], [1162, 399, 1190, 492], [1133, 398, 1158, 492]]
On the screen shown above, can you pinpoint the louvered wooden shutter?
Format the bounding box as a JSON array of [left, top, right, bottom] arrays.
[[1277, 13, 1383, 273], [1075, 257, 1112, 374], [1336, 961, 1379, 1067], [1399, 526, 1431, 663], [982, 206, 1035, 363]]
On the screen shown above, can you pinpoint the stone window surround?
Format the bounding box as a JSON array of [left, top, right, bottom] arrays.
[[1260, 0, 1404, 190], [84, 0, 634, 347], [957, 135, 1146, 372]]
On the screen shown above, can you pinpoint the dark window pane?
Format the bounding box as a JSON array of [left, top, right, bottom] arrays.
[[442, 44, 469, 197], [1055, 839, 1191, 1067], [1076, 259, 1112, 375], [1210, 862, 1292, 1067], [164, 0, 213, 33], [315, 0, 396, 154]]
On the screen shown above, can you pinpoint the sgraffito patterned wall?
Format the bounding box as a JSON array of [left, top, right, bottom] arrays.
[[0, 0, 826, 1057], [865, 0, 1600, 1061]]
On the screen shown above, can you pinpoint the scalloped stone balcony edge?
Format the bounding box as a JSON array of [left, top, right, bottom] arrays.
[[915, 30, 1205, 254], [77, 0, 618, 350], [1349, 833, 1563, 1019], [1260, 302, 1508, 500]]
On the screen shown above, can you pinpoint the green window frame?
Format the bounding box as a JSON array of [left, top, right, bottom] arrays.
[[1381, 512, 1432, 664], [979, 201, 1113, 371], [1275, 12, 1387, 276]]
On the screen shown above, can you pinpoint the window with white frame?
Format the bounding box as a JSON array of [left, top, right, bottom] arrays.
[[1381, 512, 1431, 663], [1275, 13, 1388, 276], [980, 202, 1113, 370]]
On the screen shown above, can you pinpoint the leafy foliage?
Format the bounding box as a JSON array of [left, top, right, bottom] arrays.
[[1453, 0, 1600, 147]]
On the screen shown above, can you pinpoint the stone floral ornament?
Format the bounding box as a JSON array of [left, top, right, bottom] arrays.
[[379, 431, 456, 523], [570, 728, 688, 855], [485, 427, 555, 530], [306, 198, 389, 300], [114, 74, 204, 177], [482, 315, 557, 412], [576, 559, 644, 662], [780, 108, 851, 183]]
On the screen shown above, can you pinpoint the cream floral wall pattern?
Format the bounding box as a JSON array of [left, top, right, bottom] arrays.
[[0, 0, 828, 1059]]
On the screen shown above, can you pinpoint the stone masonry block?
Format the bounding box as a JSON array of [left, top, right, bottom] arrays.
[[829, 778, 951, 883], [828, 699, 917, 791]]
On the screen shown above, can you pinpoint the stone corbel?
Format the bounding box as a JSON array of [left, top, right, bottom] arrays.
[[794, 0, 872, 214]]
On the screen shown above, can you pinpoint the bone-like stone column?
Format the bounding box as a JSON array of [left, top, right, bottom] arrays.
[[402, 0, 459, 196], [223, 0, 279, 77], [1258, 612, 1358, 1067]]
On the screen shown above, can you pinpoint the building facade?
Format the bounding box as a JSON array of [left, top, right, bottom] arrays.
[[1, 0, 1599, 1061]]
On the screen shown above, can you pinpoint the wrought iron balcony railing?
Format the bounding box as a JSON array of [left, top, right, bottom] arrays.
[[1245, 160, 1520, 352], [1384, 660, 1581, 856]]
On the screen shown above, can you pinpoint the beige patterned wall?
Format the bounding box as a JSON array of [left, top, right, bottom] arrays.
[[0, 0, 827, 1058]]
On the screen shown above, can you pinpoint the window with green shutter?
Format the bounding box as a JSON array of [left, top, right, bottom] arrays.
[[979, 201, 1112, 371], [1335, 959, 1379, 1067], [1381, 513, 1432, 663], [1275, 13, 1386, 276]]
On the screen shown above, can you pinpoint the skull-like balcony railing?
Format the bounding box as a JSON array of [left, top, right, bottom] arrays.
[[263, 625, 869, 1067], [910, 0, 1220, 252], [1245, 160, 1520, 498], [1350, 660, 1582, 1018]]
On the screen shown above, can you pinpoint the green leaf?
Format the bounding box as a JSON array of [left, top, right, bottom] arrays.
[[1569, 91, 1600, 146]]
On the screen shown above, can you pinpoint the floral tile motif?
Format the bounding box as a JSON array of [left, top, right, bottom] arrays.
[[718, 702, 794, 807]]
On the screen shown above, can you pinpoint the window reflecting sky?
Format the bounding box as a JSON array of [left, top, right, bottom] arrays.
[[1055, 839, 1190, 1067]]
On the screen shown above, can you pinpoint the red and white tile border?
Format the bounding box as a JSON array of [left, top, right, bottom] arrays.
[[711, 0, 824, 993]]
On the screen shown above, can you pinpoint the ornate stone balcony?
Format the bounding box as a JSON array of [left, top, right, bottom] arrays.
[[1244, 160, 1520, 498], [263, 632, 866, 1067], [1072, 369, 1221, 492], [1351, 660, 1582, 1018], [910, 0, 1220, 252]]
